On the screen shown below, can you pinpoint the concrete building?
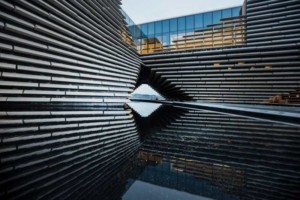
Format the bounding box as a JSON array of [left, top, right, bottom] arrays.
[[0, 0, 141, 105], [0, 1, 299, 199], [0, 0, 299, 105], [0, 0, 300, 104], [0, 1, 141, 199], [134, 0, 300, 103]]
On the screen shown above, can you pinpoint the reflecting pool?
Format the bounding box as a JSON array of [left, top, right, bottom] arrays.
[[0, 103, 299, 200]]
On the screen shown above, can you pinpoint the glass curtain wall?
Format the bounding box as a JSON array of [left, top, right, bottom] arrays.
[[121, 9, 141, 49], [133, 6, 244, 54]]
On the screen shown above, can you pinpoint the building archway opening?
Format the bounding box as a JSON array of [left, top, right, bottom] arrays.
[[130, 84, 165, 101]]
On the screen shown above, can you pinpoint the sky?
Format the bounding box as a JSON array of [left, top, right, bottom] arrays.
[[132, 84, 162, 96], [121, 0, 244, 24]]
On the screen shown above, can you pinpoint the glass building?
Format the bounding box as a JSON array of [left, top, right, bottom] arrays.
[[128, 6, 245, 54]]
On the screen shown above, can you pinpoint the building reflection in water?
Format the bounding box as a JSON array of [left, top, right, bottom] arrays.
[[0, 103, 300, 200], [0, 104, 140, 200], [127, 103, 300, 200]]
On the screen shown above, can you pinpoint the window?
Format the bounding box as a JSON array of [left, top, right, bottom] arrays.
[[213, 10, 222, 24], [186, 16, 194, 30], [141, 24, 148, 37], [178, 30, 185, 38], [178, 17, 186, 31], [128, 19, 134, 27], [155, 34, 163, 49], [142, 38, 148, 53], [232, 7, 241, 17], [135, 27, 141, 40], [195, 14, 203, 29], [222, 8, 232, 18], [178, 30, 186, 48], [147, 35, 155, 43], [170, 18, 177, 32], [162, 20, 170, 33], [155, 21, 162, 34], [170, 31, 177, 45], [148, 22, 155, 35], [204, 12, 213, 28], [163, 33, 170, 47]]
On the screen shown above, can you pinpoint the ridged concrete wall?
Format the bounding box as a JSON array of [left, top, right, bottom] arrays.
[[0, 0, 141, 105], [246, 0, 300, 46], [141, 0, 300, 103]]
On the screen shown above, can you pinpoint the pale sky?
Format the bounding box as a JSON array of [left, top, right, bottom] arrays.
[[132, 84, 162, 96], [121, 0, 244, 24]]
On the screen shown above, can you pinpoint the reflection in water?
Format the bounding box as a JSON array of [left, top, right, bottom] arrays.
[[123, 180, 213, 200], [0, 103, 299, 200], [132, 105, 300, 200], [127, 102, 162, 117], [0, 105, 140, 200]]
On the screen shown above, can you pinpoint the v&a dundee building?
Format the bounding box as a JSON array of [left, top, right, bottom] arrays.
[[0, 0, 300, 200]]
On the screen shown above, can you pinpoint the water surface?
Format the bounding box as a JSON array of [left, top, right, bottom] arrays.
[[0, 102, 299, 200]]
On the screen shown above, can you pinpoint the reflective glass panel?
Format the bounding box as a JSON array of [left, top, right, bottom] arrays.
[[195, 14, 204, 29], [186, 16, 194, 30], [141, 24, 148, 37], [163, 33, 170, 47], [128, 19, 134, 26], [142, 38, 148, 53], [155, 34, 163, 49], [222, 8, 232, 18], [204, 12, 213, 28], [170, 18, 177, 32], [186, 28, 194, 38], [148, 35, 155, 42], [178, 17, 186, 31], [213, 10, 222, 24], [162, 20, 170, 33], [178, 30, 185, 38], [170, 31, 177, 45], [232, 7, 241, 17], [177, 30, 186, 48], [155, 21, 162, 34], [137, 26, 142, 38], [148, 22, 155, 35]]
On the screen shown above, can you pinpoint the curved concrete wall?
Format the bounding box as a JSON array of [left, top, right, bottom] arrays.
[[0, 0, 141, 105]]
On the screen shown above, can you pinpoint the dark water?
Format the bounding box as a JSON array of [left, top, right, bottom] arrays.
[[0, 102, 299, 200]]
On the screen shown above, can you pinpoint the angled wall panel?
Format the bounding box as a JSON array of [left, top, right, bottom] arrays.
[[0, 0, 141, 105]]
